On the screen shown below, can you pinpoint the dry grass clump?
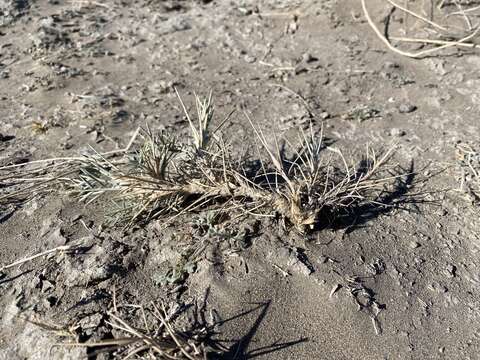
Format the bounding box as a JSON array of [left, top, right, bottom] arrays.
[[362, 0, 480, 58], [31, 302, 222, 359], [455, 142, 480, 201], [0, 91, 401, 231]]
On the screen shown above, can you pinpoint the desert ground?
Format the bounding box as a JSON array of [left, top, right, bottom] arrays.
[[1, 0, 480, 359]]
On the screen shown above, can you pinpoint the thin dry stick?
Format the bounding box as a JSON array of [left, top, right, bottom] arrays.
[[106, 312, 174, 359], [452, 0, 473, 30], [0, 245, 73, 272], [386, 0, 449, 31], [438, 0, 447, 9], [0, 127, 140, 171], [112, 285, 118, 314], [268, 83, 314, 117], [362, 0, 426, 58], [157, 303, 197, 360], [69, 0, 111, 9], [390, 35, 477, 47], [362, 0, 479, 58], [122, 127, 141, 153], [0, 156, 86, 171], [61, 338, 138, 348], [404, 0, 410, 35], [429, 0, 435, 22], [448, 4, 480, 16]]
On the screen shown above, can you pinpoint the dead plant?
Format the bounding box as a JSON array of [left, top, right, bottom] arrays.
[[31, 302, 223, 360], [455, 142, 480, 202], [0, 91, 403, 232]]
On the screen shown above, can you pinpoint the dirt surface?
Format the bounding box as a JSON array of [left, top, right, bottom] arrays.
[[1, 0, 480, 359]]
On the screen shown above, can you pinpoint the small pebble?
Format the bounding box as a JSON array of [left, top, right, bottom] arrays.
[[302, 52, 318, 63], [398, 103, 417, 113], [390, 128, 406, 137], [409, 241, 421, 249], [329, 284, 342, 298], [445, 264, 456, 278], [238, 7, 253, 16], [319, 255, 328, 264], [383, 61, 400, 70]]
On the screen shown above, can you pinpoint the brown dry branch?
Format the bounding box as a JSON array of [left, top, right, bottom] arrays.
[[0, 93, 403, 232]]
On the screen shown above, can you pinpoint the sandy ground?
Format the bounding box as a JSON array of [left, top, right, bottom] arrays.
[[1, 0, 480, 359]]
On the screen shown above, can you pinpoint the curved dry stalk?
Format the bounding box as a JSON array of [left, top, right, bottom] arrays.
[[362, 0, 480, 58], [386, 0, 449, 31]]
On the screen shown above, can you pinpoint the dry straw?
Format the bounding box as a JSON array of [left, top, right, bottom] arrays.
[[28, 301, 223, 359], [455, 143, 480, 201], [362, 0, 480, 58]]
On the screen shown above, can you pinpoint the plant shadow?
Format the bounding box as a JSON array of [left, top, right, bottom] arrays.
[[193, 298, 307, 359]]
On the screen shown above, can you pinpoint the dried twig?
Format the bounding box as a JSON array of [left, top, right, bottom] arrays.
[[362, 0, 480, 58], [0, 245, 74, 272], [0, 127, 140, 172], [57, 303, 219, 360], [389, 35, 477, 47], [386, 0, 448, 31]]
